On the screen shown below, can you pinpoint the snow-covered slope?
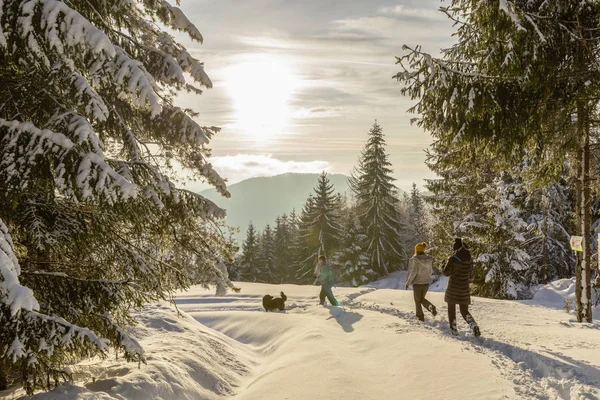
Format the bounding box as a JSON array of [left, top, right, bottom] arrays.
[[15, 280, 600, 400]]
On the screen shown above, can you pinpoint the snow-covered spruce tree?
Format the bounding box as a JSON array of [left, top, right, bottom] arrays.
[[465, 173, 533, 298], [426, 139, 575, 297], [350, 122, 405, 277], [295, 172, 343, 283], [257, 225, 276, 283], [239, 222, 260, 282], [395, 1, 600, 322], [335, 207, 374, 286], [273, 214, 293, 283], [285, 208, 301, 282], [524, 177, 575, 285], [424, 141, 495, 273], [0, 0, 233, 392], [398, 191, 414, 254], [408, 183, 430, 246]]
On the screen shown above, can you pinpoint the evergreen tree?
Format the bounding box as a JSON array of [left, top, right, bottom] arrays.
[[523, 178, 575, 285], [273, 214, 293, 283], [464, 173, 532, 299], [239, 222, 260, 282], [295, 172, 343, 283], [285, 209, 301, 283], [0, 0, 233, 392], [409, 183, 429, 246], [336, 209, 375, 286], [426, 142, 574, 298], [395, 1, 600, 321], [350, 122, 405, 277], [258, 225, 276, 282]]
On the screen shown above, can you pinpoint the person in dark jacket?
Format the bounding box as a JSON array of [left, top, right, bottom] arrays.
[[442, 238, 481, 337], [406, 242, 437, 321]]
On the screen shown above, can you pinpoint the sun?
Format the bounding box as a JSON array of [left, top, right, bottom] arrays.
[[223, 57, 300, 141]]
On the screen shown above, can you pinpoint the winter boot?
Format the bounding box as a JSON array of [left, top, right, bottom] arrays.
[[465, 314, 480, 337], [449, 321, 458, 336], [427, 304, 437, 317]]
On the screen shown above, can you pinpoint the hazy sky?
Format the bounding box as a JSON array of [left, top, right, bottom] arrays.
[[176, 0, 456, 192]]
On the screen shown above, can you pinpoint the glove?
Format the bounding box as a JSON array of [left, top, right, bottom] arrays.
[[405, 284, 409, 290]]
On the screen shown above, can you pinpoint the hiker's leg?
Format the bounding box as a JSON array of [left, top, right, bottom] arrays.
[[413, 285, 425, 320], [419, 285, 434, 312], [460, 304, 480, 336], [459, 304, 472, 321], [319, 285, 326, 304], [325, 284, 338, 306], [448, 303, 458, 334]]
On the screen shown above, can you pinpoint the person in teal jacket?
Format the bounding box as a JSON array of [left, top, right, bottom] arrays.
[[314, 255, 339, 306]]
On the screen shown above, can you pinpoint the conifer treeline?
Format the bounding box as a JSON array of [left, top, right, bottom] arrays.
[[235, 122, 419, 286], [234, 122, 579, 298]]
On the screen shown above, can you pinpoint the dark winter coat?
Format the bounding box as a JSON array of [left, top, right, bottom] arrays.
[[442, 248, 474, 305]]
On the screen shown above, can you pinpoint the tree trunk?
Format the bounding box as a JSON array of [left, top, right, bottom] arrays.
[[576, 101, 593, 323], [0, 357, 7, 391]]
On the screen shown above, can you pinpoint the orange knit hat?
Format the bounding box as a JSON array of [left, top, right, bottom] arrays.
[[414, 242, 426, 254]]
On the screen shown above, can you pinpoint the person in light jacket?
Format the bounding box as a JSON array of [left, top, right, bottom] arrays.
[[406, 242, 437, 321], [442, 238, 481, 337], [314, 255, 339, 306]]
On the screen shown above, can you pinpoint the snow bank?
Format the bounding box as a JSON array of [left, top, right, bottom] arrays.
[[11, 280, 600, 400], [26, 303, 254, 400], [531, 278, 577, 305], [530, 277, 599, 308]]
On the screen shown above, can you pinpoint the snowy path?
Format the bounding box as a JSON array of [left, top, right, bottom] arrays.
[[175, 283, 600, 400], [22, 281, 600, 400]]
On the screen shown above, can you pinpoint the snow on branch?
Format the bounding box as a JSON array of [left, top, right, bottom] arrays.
[[167, 106, 210, 145], [99, 312, 145, 360], [176, 48, 213, 89], [0, 118, 137, 201], [52, 63, 110, 122], [0, 218, 40, 315], [161, 0, 203, 43], [499, 0, 526, 32], [25, 310, 110, 352], [13, 0, 116, 61], [92, 46, 163, 117]]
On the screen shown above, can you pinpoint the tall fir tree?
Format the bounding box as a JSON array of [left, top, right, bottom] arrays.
[[0, 0, 234, 392], [336, 207, 375, 286], [426, 141, 574, 298], [295, 172, 343, 283], [239, 222, 260, 282], [258, 225, 276, 282], [523, 177, 575, 285], [409, 183, 429, 246], [464, 173, 533, 299], [395, 1, 600, 321], [273, 214, 292, 283], [350, 121, 405, 277]]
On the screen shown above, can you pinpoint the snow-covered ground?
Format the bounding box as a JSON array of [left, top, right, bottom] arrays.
[[11, 274, 600, 400]]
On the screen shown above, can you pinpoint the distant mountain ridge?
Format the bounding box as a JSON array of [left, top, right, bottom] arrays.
[[200, 173, 351, 242]]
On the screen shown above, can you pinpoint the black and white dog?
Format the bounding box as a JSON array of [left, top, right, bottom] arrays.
[[262, 292, 287, 311]]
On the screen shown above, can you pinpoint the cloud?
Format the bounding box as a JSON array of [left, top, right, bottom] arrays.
[[208, 154, 331, 184], [174, 0, 457, 192], [377, 4, 445, 22]]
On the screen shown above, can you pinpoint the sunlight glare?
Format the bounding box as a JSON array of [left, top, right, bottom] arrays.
[[224, 58, 300, 141]]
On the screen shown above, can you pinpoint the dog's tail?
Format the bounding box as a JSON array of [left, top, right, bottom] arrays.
[[280, 291, 287, 301]]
